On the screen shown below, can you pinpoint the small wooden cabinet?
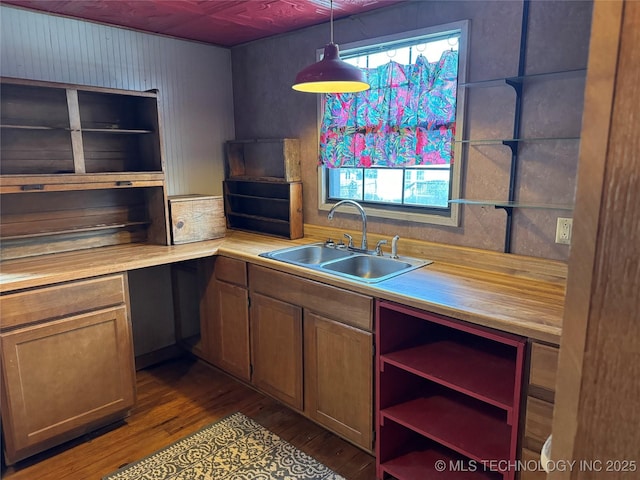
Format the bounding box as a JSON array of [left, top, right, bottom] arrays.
[[0, 274, 136, 465]]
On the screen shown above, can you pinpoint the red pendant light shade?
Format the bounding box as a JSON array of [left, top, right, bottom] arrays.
[[292, 0, 370, 94], [292, 43, 370, 93]]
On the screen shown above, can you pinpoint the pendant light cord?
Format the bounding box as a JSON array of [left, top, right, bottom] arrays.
[[330, 0, 334, 44]]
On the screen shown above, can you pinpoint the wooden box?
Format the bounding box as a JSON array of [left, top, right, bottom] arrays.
[[225, 138, 300, 182], [168, 194, 225, 244]]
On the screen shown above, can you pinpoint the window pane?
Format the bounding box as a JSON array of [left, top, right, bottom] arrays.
[[328, 168, 363, 200], [364, 169, 403, 204], [404, 168, 450, 207], [323, 26, 465, 219]]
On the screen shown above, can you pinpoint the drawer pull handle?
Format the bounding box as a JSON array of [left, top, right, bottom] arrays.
[[116, 181, 133, 186], [21, 184, 44, 191]]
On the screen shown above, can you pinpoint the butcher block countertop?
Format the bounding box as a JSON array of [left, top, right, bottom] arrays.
[[0, 227, 566, 345]]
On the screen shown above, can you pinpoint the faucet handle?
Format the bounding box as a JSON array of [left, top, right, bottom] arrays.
[[343, 233, 354, 248], [375, 239, 388, 256]]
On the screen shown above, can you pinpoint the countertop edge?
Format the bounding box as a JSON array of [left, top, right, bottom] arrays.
[[0, 232, 564, 344]]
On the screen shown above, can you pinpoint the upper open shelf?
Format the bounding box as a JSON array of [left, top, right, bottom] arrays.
[[449, 199, 574, 211], [459, 68, 586, 88]]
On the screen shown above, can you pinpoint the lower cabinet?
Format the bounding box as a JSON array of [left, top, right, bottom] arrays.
[[250, 293, 303, 410], [248, 264, 374, 451], [196, 256, 251, 381], [304, 311, 373, 449], [0, 274, 136, 465]]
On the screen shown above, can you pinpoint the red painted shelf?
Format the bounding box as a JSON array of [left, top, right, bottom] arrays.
[[381, 449, 502, 480], [381, 395, 511, 463], [381, 340, 516, 412]]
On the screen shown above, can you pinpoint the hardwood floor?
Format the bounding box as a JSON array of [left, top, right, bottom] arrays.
[[1, 356, 375, 480]]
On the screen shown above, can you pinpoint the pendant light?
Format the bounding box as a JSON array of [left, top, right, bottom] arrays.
[[292, 0, 370, 93]]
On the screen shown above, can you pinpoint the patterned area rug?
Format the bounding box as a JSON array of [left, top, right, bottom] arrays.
[[102, 412, 346, 480]]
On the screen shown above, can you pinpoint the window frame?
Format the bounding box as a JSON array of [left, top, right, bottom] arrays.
[[316, 20, 469, 227]]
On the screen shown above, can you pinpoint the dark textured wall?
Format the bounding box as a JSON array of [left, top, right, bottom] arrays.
[[231, 0, 593, 261]]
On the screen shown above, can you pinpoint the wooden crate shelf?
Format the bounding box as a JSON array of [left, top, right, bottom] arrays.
[[225, 138, 300, 182], [223, 175, 302, 240]]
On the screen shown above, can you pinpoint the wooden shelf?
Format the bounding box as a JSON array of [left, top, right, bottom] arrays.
[[381, 448, 501, 480], [381, 395, 511, 463], [82, 128, 154, 134], [226, 192, 289, 203], [0, 172, 166, 194], [2, 221, 150, 241], [1, 124, 66, 130], [381, 340, 516, 412], [224, 179, 303, 239]]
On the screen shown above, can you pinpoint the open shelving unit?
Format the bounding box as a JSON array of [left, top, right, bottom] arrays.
[[224, 179, 303, 239], [376, 300, 526, 480], [0, 76, 170, 260], [451, 0, 585, 253]]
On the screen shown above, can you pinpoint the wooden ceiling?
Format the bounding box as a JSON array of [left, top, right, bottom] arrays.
[[2, 0, 403, 47]]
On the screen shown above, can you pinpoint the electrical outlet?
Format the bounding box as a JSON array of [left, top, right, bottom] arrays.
[[556, 217, 573, 245]]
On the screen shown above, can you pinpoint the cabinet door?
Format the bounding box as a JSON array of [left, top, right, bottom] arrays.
[[1, 306, 135, 464], [208, 279, 251, 382], [304, 311, 373, 451], [250, 292, 303, 410]]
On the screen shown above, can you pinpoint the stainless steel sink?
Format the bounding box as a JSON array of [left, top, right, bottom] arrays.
[[321, 255, 414, 281], [260, 242, 431, 283], [261, 243, 354, 265]]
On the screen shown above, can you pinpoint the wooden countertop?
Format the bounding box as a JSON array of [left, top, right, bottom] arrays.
[[0, 229, 565, 344]]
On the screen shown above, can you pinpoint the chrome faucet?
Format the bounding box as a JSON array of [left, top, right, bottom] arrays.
[[327, 200, 368, 250]]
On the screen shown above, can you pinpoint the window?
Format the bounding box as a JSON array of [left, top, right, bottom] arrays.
[[318, 22, 468, 226]]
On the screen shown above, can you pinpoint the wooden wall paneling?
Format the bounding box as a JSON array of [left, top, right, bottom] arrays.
[[550, 1, 640, 477]]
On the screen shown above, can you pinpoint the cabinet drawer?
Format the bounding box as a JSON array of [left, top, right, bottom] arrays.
[[524, 396, 554, 452], [530, 342, 559, 393], [0, 274, 127, 330], [215, 256, 247, 287], [249, 264, 373, 331]]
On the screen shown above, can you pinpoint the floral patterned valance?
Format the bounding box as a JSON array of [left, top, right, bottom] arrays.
[[320, 50, 458, 168]]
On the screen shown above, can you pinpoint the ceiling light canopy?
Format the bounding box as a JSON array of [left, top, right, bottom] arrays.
[[292, 1, 370, 94]]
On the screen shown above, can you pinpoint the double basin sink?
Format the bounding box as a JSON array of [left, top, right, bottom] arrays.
[[259, 242, 431, 283]]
